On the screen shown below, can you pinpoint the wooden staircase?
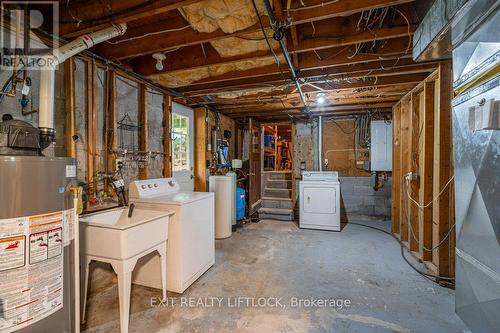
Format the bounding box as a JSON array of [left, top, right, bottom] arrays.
[[258, 171, 293, 221]]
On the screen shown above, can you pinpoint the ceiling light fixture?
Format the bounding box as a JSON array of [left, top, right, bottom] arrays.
[[317, 93, 326, 105], [152, 53, 166, 71]]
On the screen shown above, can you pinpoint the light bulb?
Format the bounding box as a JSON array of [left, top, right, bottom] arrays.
[[152, 53, 166, 71], [155, 59, 164, 71], [317, 96, 325, 104]]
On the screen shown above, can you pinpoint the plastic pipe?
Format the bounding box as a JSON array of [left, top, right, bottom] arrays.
[[318, 116, 323, 171], [38, 23, 126, 132]]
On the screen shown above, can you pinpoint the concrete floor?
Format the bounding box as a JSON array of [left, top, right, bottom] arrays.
[[82, 219, 468, 333]]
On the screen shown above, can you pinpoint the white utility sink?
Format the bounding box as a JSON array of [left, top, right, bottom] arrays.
[[80, 207, 172, 259], [79, 207, 174, 333]]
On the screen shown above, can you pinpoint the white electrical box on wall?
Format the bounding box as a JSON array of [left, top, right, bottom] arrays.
[[370, 120, 392, 171]]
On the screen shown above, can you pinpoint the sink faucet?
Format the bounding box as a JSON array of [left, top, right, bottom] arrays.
[[128, 203, 135, 218]]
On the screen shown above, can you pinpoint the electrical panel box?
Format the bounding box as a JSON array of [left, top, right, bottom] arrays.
[[370, 120, 392, 171]]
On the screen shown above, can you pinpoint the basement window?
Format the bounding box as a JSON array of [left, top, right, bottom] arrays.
[[172, 113, 190, 172]]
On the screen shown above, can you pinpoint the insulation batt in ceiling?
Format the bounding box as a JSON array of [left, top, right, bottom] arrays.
[[215, 85, 290, 99], [210, 29, 279, 58], [179, 0, 267, 34], [150, 0, 281, 87], [150, 55, 285, 88]]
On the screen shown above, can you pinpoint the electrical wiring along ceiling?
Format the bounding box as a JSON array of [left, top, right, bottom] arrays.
[[147, 0, 283, 88]]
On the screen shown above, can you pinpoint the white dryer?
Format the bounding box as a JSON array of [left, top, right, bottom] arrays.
[[299, 171, 341, 231], [129, 178, 215, 293]]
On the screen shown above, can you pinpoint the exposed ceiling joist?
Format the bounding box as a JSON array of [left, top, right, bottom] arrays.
[[179, 61, 437, 95], [130, 26, 415, 74], [225, 102, 395, 115], [92, 0, 415, 60], [59, 0, 203, 37]]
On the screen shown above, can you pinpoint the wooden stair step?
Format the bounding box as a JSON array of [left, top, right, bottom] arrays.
[[258, 207, 293, 215]]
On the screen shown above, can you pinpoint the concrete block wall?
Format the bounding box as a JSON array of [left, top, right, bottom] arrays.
[[339, 176, 392, 220]]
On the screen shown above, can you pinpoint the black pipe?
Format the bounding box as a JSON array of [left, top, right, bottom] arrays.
[[261, 0, 309, 114]]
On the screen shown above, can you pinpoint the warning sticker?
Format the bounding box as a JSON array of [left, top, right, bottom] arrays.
[[0, 211, 66, 333], [29, 231, 48, 264], [62, 208, 75, 246], [48, 228, 63, 259], [0, 236, 26, 271]]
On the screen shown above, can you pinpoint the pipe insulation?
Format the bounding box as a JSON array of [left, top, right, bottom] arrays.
[[261, 0, 309, 114], [38, 23, 127, 132], [318, 115, 323, 171]]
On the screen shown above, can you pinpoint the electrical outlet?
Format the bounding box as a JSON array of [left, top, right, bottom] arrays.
[[405, 172, 418, 181]]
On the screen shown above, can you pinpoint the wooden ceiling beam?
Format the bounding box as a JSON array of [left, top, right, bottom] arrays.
[[180, 60, 437, 95], [227, 108, 393, 120], [215, 95, 403, 109], [287, 0, 414, 25], [294, 25, 416, 53], [59, 0, 203, 37], [224, 102, 396, 115], [129, 25, 414, 74], [95, 0, 414, 60], [216, 73, 427, 113], [168, 39, 413, 92]]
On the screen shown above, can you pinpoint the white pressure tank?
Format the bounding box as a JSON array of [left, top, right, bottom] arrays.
[[209, 175, 232, 239]]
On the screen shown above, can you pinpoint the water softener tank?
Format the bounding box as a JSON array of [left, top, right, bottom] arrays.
[[236, 187, 246, 221]]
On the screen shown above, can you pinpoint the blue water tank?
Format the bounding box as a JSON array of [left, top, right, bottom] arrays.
[[264, 134, 274, 147], [236, 187, 246, 221]]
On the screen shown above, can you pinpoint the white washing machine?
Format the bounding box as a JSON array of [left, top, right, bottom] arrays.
[[299, 171, 341, 231], [129, 178, 215, 293]]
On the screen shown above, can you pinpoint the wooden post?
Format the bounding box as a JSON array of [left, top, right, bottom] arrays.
[[106, 71, 116, 176], [162, 95, 172, 177], [194, 107, 207, 191], [138, 84, 148, 180], [64, 58, 76, 158], [391, 103, 401, 236], [433, 62, 454, 279], [86, 60, 98, 192], [409, 92, 420, 254], [399, 97, 410, 243], [420, 81, 435, 261]]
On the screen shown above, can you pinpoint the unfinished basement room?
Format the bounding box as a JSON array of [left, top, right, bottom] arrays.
[[1, 0, 499, 332]]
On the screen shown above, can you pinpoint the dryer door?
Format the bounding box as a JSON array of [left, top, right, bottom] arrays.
[[302, 186, 336, 214]]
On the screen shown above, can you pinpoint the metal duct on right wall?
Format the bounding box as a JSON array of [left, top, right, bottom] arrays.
[[451, 4, 500, 332]]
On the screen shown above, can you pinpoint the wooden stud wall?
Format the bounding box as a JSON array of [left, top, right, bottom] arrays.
[[86, 60, 98, 192], [64, 58, 76, 158], [64, 56, 172, 205], [194, 107, 208, 192], [391, 63, 455, 281], [163, 95, 172, 177], [138, 84, 148, 180]]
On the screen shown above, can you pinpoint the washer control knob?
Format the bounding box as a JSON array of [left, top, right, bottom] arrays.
[[141, 185, 146, 189], [154, 183, 158, 187], [148, 184, 153, 188]]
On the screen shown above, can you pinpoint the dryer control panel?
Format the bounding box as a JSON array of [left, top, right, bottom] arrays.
[[129, 177, 180, 198]]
